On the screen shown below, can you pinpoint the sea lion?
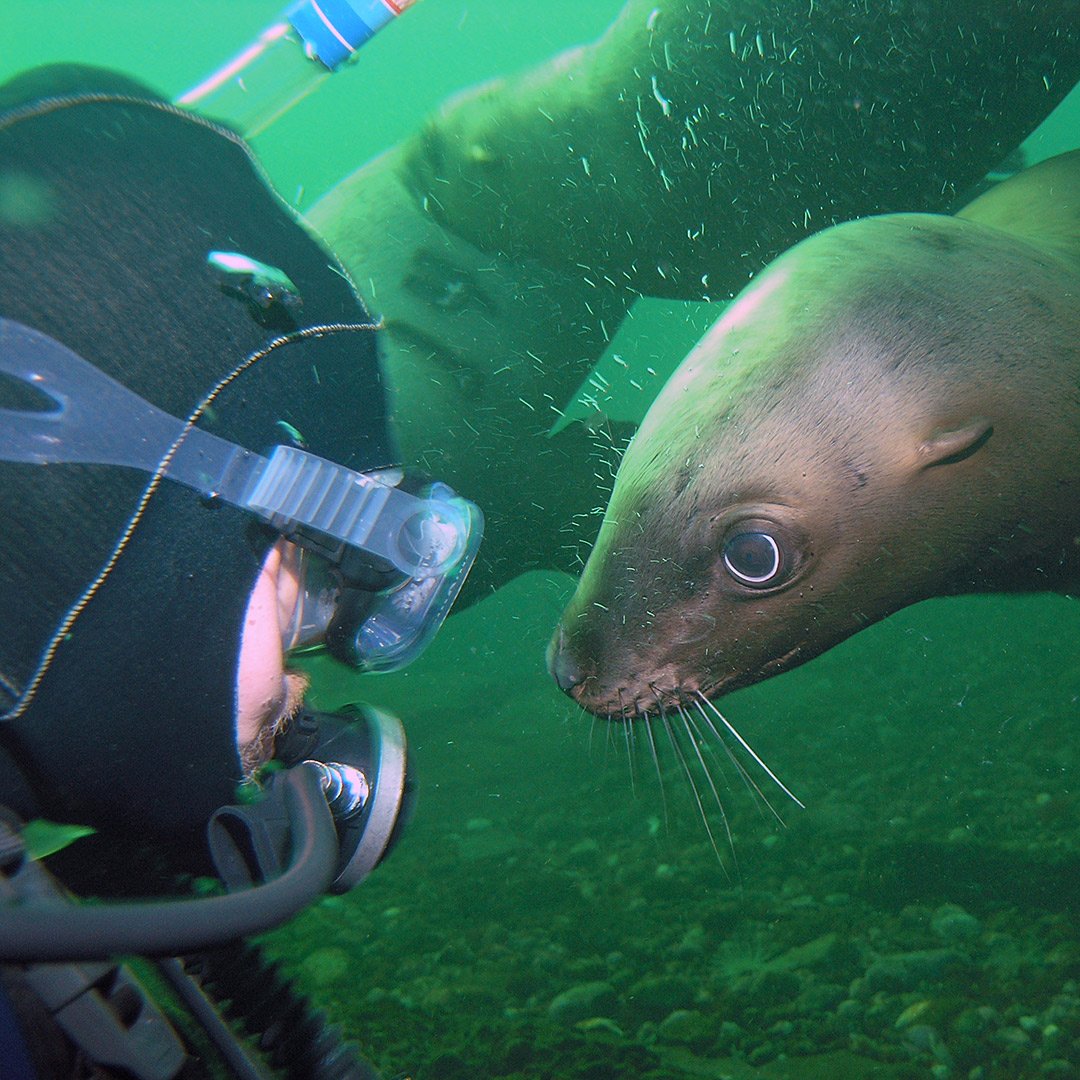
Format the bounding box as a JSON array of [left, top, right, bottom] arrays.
[[548, 150, 1080, 718], [309, 0, 1080, 603]]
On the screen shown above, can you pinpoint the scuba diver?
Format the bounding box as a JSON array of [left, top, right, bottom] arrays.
[[0, 58, 480, 1078]]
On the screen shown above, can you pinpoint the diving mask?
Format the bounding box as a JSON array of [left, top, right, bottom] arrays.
[[0, 317, 483, 672]]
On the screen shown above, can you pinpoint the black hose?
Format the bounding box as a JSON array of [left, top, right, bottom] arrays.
[[0, 766, 337, 962]]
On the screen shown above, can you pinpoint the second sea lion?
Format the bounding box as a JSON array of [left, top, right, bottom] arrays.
[[548, 151, 1080, 718]]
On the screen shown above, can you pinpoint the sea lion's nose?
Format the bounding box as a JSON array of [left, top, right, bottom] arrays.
[[547, 627, 584, 692]]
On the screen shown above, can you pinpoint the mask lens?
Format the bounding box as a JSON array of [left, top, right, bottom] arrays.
[[278, 480, 482, 670], [325, 497, 481, 673], [282, 546, 340, 652]]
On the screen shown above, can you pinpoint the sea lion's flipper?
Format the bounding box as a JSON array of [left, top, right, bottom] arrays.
[[958, 150, 1080, 270], [917, 419, 994, 470]]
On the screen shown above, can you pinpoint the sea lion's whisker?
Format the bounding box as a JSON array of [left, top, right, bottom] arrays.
[[689, 702, 786, 827], [660, 710, 730, 876], [605, 715, 617, 755], [641, 707, 669, 832], [684, 704, 759, 807], [623, 710, 637, 797], [676, 705, 737, 865], [606, 689, 627, 758], [695, 692, 805, 809]]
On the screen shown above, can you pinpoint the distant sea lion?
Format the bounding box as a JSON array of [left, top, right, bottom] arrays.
[[548, 151, 1080, 718]]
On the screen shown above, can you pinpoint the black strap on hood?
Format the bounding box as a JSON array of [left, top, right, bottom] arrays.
[[0, 66, 396, 871]]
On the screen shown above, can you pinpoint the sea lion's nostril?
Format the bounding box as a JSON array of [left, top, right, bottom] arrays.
[[547, 629, 584, 692]]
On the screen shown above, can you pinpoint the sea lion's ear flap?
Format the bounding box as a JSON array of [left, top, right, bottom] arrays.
[[917, 418, 993, 469]]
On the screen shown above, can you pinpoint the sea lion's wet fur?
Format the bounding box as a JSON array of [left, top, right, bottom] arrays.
[[551, 152, 1080, 718]]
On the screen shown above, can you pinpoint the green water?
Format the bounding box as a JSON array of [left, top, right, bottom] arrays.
[[4, 2, 626, 207], [7, 4, 1080, 1078]]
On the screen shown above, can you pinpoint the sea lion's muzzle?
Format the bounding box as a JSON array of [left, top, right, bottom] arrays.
[[546, 603, 738, 719], [546, 626, 581, 695], [547, 617, 669, 717]]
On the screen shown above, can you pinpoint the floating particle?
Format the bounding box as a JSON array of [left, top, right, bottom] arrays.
[[651, 74, 672, 116]]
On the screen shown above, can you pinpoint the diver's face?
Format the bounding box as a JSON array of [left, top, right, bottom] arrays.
[[236, 539, 308, 775]]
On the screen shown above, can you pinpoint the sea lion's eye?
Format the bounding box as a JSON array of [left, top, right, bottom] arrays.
[[723, 531, 783, 587]]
